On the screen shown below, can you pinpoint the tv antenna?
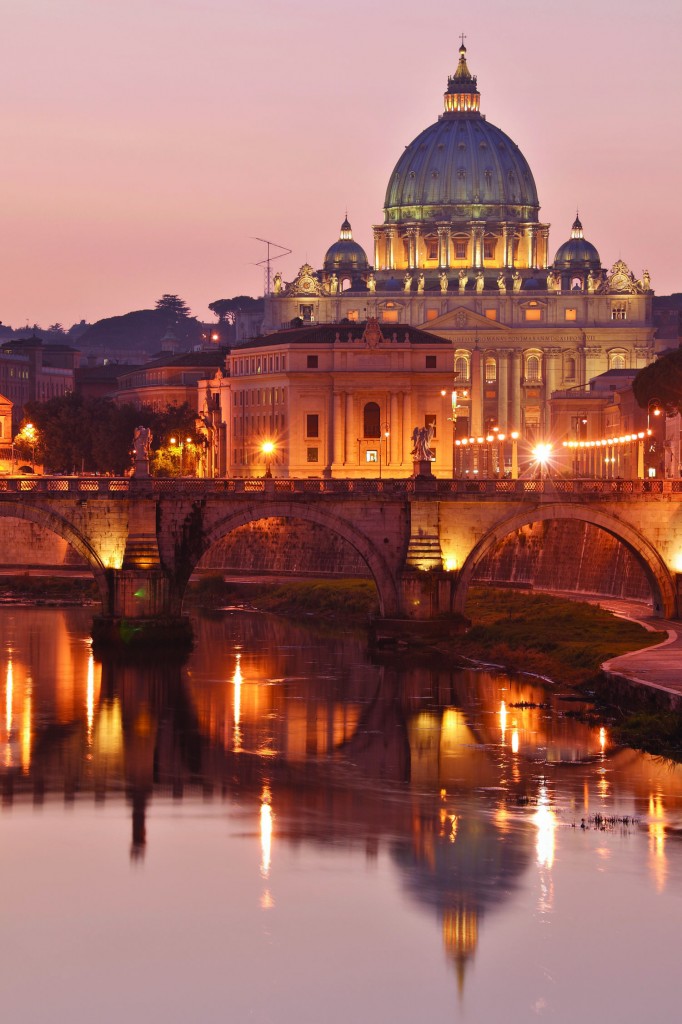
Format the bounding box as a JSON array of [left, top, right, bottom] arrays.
[[252, 237, 292, 296]]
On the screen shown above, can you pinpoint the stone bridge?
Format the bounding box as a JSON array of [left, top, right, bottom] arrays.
[[0, 475, 681, 633]]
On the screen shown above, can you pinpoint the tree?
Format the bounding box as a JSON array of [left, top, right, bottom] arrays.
[[632, 349, 682, 414], [155, 294, 192, 319], [208, 295, 263, 324]]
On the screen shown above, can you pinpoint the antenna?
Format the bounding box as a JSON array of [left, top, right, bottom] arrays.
[[252, 237, 292, 296]]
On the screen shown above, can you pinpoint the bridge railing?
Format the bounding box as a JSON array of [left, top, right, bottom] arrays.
[[0, 477, 130, 495], [1, 476, 681, 498]]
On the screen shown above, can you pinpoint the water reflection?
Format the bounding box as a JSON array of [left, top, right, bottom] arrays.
[[2, 606, 682, 1011]]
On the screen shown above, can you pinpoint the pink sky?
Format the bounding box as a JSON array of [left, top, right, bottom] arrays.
[[1, 0, 681, 328]]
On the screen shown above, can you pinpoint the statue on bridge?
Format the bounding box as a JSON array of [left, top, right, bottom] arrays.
[[411, 424, 435, 462], [132, 426, 153, 478]]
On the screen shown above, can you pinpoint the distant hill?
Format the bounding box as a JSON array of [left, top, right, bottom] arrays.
[[75, 309, 207, 361]]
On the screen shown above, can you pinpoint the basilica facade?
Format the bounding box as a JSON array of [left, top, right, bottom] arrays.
[[258, 43, 656, 450]]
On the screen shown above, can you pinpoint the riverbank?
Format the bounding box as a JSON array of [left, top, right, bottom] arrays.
[[0, 574, 100, 605]]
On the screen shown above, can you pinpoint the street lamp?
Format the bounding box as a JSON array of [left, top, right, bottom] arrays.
[[532, 442, 552, 481], [261, 440, 274, 478]]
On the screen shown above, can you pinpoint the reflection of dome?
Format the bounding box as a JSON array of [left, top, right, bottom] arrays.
[[323, 216, 369, 273], [553, 215, 601, 270], [384, 43, 539, 224]]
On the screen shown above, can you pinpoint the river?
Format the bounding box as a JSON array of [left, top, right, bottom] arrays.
[[0, 605, 680, 1023]]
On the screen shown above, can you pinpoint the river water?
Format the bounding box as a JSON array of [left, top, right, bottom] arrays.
[[1, 605, 680, 1023]]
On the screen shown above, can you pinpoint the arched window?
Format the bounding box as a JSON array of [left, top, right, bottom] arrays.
[[484, 357, 497, 383], [526, 354, 541, 382], [455, 354, 470, 382], [609, 352, 627, 370], [565, 357, 576, 380], [363, 402, 381, 438]]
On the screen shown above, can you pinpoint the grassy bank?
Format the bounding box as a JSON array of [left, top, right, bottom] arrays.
[[0, 574, 100, 604], [458, 587, 666, 686], [188, 574, 379, 621]]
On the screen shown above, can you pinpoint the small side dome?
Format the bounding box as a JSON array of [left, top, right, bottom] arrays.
[[323, 215, 369, 273], [523, 276, 541, 290], [553, 214, 601, 270]]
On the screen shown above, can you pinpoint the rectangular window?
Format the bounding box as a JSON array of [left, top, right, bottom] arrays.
[[307, 447, 319, 463], [426, 309, 438, 321], [426, 238, 438, 260], [565, 308, 577, 321], [306, 414, 319, 438], [484, 308, 497, 320], [454, 240, 467, 260], [611, 303, 627, 321], [307, 354, 318, 368], [347, 309, 359, 322], [524, 309, 542, 321], [484, 239, 496, 260], [425, 414, 436, 437], [281, 356, 286, 370], [365, 450, 378, 463], [300, 304, 314, 322], [425, 355, 437, 369], [381, 310, 399, 323]]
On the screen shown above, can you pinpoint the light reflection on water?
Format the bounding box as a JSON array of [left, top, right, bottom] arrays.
[[0, 606, 681, 1023]]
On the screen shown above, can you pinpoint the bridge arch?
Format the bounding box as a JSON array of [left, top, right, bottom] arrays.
[[186, 500, 402, 616], [454, 502, 677, 618], [0, 501, 111, 610]]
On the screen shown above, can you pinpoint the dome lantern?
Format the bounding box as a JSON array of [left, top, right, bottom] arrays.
[[444, 41, 480, 115]]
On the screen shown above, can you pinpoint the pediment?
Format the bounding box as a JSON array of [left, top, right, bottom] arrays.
[[420, 306, 511, 332]]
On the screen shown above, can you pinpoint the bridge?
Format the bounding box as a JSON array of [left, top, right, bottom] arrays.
[[0, 474, 681, 637]]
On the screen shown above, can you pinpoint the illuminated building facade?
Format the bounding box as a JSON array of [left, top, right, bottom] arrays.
[[261, 43, 657, 445], [216, 320, 453, 478]]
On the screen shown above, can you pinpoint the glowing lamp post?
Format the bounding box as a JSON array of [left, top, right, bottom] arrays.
[[532, 442, 552, 481], [510, 431, 519, 480], [261, 440, 274, 478]]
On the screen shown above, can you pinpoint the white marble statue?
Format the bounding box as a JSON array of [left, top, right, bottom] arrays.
[[475, 271, 484, 293], [403, 272, 412, 292], [439, 271, 449, 293], [417, 272, 425, 293], [458, 269, 468, 292]]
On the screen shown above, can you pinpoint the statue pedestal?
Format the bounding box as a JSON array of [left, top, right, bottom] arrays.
[[413, 460, 433, 478]]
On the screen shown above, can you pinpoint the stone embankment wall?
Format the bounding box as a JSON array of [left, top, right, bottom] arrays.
[[473, 520, 650, 600], [197, 517, 371, 577], [0, 519, 87, 565]]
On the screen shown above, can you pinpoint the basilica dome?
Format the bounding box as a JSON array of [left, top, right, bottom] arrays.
[[323, 216, 369, 273], [384, 44, 540, 225], [553, 215, 601, 270]]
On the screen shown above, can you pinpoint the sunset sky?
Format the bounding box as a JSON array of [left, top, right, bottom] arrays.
[[1, 0, 680, 328]]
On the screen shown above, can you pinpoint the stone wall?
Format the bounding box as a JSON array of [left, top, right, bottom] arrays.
[[473, 520, 651, 601], [0, 518, 86, 565], [198, 517, 371, 576]]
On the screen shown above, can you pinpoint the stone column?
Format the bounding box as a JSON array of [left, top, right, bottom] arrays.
[[437, 225, 450, 268], [407, 227, 417, 269], [402, 392, 412, 467], [390, 391, 400, 468], [497, 349, 510, 431], [470, 348, 484, 438], [470, 223, 485, 268], [510, 350, 522, 431], [502, 224, 515, 268], [333, 391, 344, 471], [527, 225, 538, 269], [373, 229, 382, 271], [543, 347, 561, 433], [345, 393, 355, 468], [539, 226, 550, 269], [386, 228, 395, 271]]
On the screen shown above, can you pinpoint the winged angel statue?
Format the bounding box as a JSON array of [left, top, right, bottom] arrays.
[[411, 424, 435, 461]]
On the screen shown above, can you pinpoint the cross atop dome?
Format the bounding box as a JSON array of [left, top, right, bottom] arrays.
[[571, 213, 584, 239]]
